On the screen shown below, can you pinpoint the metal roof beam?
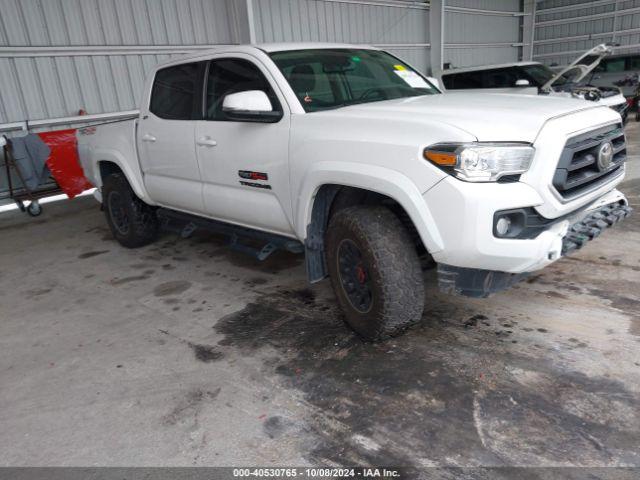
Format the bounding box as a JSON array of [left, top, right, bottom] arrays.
[[535, 6, 640, 27], [533, 43, 640, 59], [533, 27, 640, 44], [444, 5, 526, 17]]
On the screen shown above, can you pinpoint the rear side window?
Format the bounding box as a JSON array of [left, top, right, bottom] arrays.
[[150, 63, 201, 120]]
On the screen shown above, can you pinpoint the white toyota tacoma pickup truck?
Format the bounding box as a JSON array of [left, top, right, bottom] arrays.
[[78, 43, 632, 341]]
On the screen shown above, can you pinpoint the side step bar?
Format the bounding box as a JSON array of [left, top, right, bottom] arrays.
[[157, 208, 304, 261]]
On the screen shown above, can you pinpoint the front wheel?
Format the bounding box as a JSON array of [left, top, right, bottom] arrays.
[[326, 206, 425, 341], [102, 172, 158, 248]]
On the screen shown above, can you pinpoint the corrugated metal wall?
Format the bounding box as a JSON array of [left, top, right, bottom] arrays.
[[443, 0, 523, 68], [0, 0, 239, 125], [0, 0, 432, 126], [252, 0, 431, 73], [0, 0, 533, 126], [534, 0, 640, 66]]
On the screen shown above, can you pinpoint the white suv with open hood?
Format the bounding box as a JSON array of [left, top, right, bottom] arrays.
[[440, 44, 629, 123]]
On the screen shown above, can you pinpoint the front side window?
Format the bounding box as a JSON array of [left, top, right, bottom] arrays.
[[205, 58, 280, 121], [442, 71, 483, 89], [270, 49, 439, 112], [150, 62, 201, 120], [482, 67, 520, 88]]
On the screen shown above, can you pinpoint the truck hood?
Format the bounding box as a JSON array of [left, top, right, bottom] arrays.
[[335, 92, 601, 142]]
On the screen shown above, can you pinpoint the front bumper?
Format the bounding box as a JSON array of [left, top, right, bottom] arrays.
[[437, 199, 632, 297], [424, 177, 630, 274]]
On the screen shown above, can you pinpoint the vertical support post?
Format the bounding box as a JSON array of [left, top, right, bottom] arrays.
[[522, 0, 536, 62], [612, 0, 621, 44], [231, 0, 256, 44], [429, 0, 444, 75]]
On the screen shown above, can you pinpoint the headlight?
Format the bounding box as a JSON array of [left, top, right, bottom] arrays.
[[424, 143, 535, 182]]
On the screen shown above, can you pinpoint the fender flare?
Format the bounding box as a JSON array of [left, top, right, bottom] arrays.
[[296, 161, 445, 254], [91, 147, 155, 204]]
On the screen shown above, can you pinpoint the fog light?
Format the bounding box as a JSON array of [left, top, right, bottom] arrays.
[[496, 216, 512, 236]]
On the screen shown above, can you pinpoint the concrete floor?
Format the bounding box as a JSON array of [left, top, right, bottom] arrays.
[[1, 123, 639, 469]]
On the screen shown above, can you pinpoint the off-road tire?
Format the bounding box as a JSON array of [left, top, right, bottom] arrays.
[[102, 173, 158, 248], [326, 206, 425, 341]]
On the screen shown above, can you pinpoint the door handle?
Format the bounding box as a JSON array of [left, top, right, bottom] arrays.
[[197, 137, 217, 147], [142, 134, 156, 143]]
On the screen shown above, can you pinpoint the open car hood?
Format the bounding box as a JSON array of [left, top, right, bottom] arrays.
[[542, 43, 614, 91]]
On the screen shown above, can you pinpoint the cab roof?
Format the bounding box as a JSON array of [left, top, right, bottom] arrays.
[[166, 42, 380, 64], [258, 42, 377, 52]]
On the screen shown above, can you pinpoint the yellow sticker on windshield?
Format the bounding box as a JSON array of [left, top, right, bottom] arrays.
[[394, 65, 406, 71]]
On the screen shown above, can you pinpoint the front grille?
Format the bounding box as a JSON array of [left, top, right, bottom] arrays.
[[553, 123, 626, 201], [611, 103, 627, 114], [610, 102, 630, 123]]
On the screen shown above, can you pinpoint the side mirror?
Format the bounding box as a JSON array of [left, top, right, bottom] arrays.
[[515, 79, 530, 87], [222, 90, 282, 123], [427, 76, 442, 90]]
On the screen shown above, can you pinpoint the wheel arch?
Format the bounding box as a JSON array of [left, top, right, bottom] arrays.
[[92, 150, 152, 204], [301, 165, 444, 282]]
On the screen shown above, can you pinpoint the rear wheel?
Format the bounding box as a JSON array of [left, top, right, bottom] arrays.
[[102, 173, 158, 248], [326, 206, 425, 341]]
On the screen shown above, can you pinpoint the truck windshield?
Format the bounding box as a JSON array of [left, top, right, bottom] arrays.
[[270, 49, 439, 112]]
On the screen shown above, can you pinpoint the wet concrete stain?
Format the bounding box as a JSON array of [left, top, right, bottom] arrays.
[[130, 263, 150, 269], [587, 288, 640, 336], [25, 287, 53, 298], [158, 329, 223, 363], [78, 250, 109, 259], [214, 287, 640, 467], [464, 314, 488, 328], [110, 275, 150, 286], [153, 281, 192, 297], [163, 388, 221, 427], [263, 415, 291, 439], [189, 342, 224, 363], [543, 290, 569, 300], [246, 277, 268, 288]]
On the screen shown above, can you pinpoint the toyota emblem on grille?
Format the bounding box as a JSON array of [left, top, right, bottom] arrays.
[[597, 142, 613, 171]]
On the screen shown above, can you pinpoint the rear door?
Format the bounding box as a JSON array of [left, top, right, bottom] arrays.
[[194, 55, 294, 235], [138, 61, 206, 214]]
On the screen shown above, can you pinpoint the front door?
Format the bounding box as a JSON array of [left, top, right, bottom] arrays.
[[194, 56, 294, 236], [138, 61, 206, 214]]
